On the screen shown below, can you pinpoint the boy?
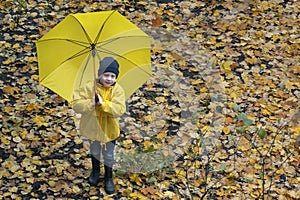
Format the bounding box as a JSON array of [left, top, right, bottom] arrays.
[[73, 57, 126, 194]]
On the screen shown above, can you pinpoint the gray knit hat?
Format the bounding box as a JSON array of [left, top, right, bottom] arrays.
[[98, 57, 119, 77]]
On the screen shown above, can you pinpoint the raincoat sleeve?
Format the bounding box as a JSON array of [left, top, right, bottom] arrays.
[[99, 84, 126, 118], [72, 81, 94, 114]]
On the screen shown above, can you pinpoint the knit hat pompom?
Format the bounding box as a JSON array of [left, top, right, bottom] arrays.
[[98, 57, 119, 77]]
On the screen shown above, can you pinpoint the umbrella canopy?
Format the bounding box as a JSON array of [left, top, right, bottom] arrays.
[[36, 10, 151, 102]]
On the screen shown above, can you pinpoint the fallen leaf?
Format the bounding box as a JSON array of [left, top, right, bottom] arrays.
[[152, 13, 163, 27]]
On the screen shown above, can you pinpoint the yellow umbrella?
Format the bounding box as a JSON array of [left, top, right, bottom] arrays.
[[36, 10, 151, 102]]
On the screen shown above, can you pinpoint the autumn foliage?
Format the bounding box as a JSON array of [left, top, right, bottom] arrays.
[[0, 0, 299, 199]]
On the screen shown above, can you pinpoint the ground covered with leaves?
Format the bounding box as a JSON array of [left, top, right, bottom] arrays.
[[0, 0, 299, 199]]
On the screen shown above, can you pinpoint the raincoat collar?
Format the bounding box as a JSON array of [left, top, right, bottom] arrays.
[[96, 81, 116, 90]]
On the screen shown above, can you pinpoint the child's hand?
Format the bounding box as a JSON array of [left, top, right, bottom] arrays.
[[93, 93, 102, 106], [96, 94, 103, 105]]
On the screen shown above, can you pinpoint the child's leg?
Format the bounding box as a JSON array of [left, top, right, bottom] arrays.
[[89, 141, 101, 186], [102, 140, 116, 194], [90, 140, 101, 160], [102, 140, 116, 167]]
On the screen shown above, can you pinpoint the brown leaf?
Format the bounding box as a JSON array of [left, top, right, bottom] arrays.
[[3, 86, 20, 95], [152, 13, 163, 27], [140, 186, 157, 195]]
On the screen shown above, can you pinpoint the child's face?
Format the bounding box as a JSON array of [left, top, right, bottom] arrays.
[[98, 72, 117, 87]]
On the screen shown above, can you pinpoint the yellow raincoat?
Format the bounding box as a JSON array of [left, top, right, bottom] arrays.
[[72, 81, 126, 143]]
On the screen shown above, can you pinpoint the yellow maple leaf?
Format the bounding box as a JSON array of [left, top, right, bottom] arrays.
[[175, 169, 186, 177], [144, 115, 152, 122], [230, 92, 238, 101], [256, 30, 263, 37], [228, 172, 239, 179], [129, 193, 146, 199], [1, 137, 10, 145], [190, 68, 199, 73], [27, 56, 37, 62], [74, 137, 82, 145], [72, 185, 81, 193], [33, 115, 48, 127], [122, 139, 133, 148], [200, 87, 208, 93], [155, 96, 165, 103], [201, 125, 212, 132], [272, 35, 283, 41], [191, 79, 202, 85], [48, 180, 56, 187], [294, 126, 300, 134], [9, 186, 18, 193], [24, 45, 33, 52], [222, 126, 230, 134], [3, 59, 14, 65], [262, 109, 271, 115], [4, 42, 11, 48], [31, 74, 39, 80], [157, 131, 167, 139], [171, 116, 180, 123], [143, 140, 152, 150], [12, 43, 20, 49], [137, 1, 147, 6], [26, 177, 35, 184], [56, 166, 64, 175], [222, 60, 231, 71], [130, 174, 143, 186], [266, 125, 277, 133]]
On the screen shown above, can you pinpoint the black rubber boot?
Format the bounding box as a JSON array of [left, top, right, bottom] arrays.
[[88, 156, 100, 186], [104, 165, 115, 194]]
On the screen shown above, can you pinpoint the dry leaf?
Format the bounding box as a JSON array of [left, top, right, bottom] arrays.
[[152, 13, 163, 27]]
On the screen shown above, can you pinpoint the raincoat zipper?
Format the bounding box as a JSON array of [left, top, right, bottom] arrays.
[[98, 86, 109, 149]]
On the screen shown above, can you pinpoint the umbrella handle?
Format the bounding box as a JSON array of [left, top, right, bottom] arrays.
[[93, 48, 98, 104], [95, 91, 99, 103]]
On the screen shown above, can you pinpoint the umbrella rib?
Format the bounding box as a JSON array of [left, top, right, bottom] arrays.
[[67, 47, 91, 61], [39, 38, 90, 48], [67, 39, 90, 48], [70, 15, 93, 45], [93, 10, 117, 44], [78, 52, 93, 87], [95, 48, 152, 77], [39, 47, 91, 83], [94, 35, 151, 76], [97, 35, 149, 48]]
